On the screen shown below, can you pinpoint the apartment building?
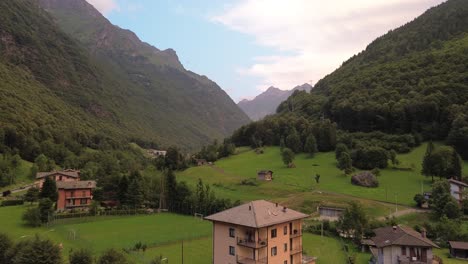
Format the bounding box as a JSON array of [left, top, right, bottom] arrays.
[[205, 200, 313, 264]]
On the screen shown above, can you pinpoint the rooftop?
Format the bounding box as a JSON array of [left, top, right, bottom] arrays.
[[371, 225, 439, 248], [205, 200, 308, 228], [449, 178, 468, 187], [449, 241, 468, 250], [36, 169, 80, 179], [56, 180, 96, 190]]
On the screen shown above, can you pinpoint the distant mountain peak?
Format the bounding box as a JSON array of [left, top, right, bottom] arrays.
[[238, 84, 312, 121]]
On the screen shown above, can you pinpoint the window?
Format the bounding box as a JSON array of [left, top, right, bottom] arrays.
[[80, 199, 87, 205], [59, 176, 63, 181], [284, 226, 287, 235], [271, 246, 277, 256], [284, 243, 288, 252], [402, 246, 406, 256], [70, 191, 75, 197], [229, 228, 235, 238], [284, 261, 288, 264], [229, 246, 235, 256], [82, 191, 86, 197], [271, 229, 277, 238]]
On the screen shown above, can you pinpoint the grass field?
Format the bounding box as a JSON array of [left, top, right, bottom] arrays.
[[0, 205, 211, 263], [0, 156, 33, 193]]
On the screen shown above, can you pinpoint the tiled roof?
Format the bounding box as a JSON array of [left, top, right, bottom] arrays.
[[371, 226, 439, 248], [205, 200, 308, 228], [56, 181, 96, 190], [449, 241, 468, 250], [36, 169, 80, 179]]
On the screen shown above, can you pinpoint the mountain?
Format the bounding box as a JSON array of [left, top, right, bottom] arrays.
[[238, 83, 312, 120], [0, 0, 250, 155], [231, 0, 468, 159]]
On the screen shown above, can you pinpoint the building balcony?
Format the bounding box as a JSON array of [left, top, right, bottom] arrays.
[[290, 246, 302, 255], [236, 255, 267, 264], [237, 237, 268, 248], [66, 196, 92, 199], [65, 203, 91, 208], [290, 229, 302, 238]]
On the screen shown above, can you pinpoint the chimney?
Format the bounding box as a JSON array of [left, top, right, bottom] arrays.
[[421, 228, 426, 238], [276, 203, 278, 207], [283, 207, 287, 212], [392, 226, 397, 232], [249, 205, 251, 211]]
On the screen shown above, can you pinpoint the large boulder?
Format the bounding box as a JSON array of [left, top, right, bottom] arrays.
[[351, 171, 379, 188]]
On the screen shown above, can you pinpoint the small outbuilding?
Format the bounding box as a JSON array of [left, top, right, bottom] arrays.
[[195, 159, 208, 166], [257, 170, 273, 181], [318, 206, 345, 221], [449, 241, 468, 260]]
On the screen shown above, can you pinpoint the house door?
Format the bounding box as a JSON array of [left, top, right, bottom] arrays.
[[421, 248, 427, 262]]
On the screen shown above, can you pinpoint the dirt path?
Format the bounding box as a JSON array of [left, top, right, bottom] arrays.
[[377, 208, 429, 221]]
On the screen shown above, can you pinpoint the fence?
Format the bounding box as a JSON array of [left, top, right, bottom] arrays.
[[50, 208, 155, 225]]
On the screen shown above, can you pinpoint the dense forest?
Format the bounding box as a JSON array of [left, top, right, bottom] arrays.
[[229, 0, 468, 163]]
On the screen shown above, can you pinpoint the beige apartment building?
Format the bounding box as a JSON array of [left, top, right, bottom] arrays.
[[205, 200, 313, 264]]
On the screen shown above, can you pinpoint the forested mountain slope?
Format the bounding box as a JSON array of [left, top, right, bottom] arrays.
[[273, 0, 468, 158], [0, 0, 250, 160]]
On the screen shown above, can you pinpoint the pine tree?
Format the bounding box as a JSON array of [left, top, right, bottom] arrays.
[[422, 141, 435, 182], [338, 152, 353, 173], [304, 135, 318, 157], [39, 177, 57, 202], [117, 175, 129, 206], [127, 172, 144, 208], [286, 128, 302, 153], [281, 148, 295, 168], [166, 169, 177, 211]]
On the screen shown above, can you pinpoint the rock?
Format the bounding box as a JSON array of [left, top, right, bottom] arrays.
[[351, 171, 379, 188]]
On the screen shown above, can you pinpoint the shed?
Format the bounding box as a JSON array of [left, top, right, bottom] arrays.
[[257, 170, 273, 181], [449, 241, 468, 260], [318, 206, 345, 220]]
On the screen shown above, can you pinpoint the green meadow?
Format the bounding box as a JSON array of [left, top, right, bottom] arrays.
[[178, 143, 468, 208]]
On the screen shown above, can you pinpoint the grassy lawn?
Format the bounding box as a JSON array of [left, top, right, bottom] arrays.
[[0, 205, 211, 261], [303, 233, 348, 263], [178, 143, 461, 207], [434, 248, 468, 264]]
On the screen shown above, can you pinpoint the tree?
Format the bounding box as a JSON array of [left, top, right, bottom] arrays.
[[117, 175, 129, 206], [97, 249, 129, 264], [337, 202, 369, 244], [443, 200, 461, 219], [38, 198, 54, 223], [69, 249, 94, 264], [335, 143, 349, 159], [127, 171, 144, 208], [285, 129, 302, 153], [22, 207, 41, 227], [166, 169, 177, 211], [40, 177, 58, 202], [0, 233, 12, 264], [24, 187, 40, 204], [338, 152, 353, 172], [423, 146, 458, 180], [304, 135, 318, 157], [281, 148, 295, 168], [422, 141, 435, 181], [10, 236, 62, 264], [352, 147, 388, 169], [314, 174, 320, 184], [279, 137, 285, 151], [430, 180, 459, 219]]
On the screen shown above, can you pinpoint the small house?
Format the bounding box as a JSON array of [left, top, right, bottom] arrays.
[[146, 149, 167, 158], [369, 225, 439, 264], [257, 170, 273, 181], [449, 241, 468, 260], [448, 179, 467, 204], [317, 206, 345, 221], [56, 181, 96, 211], [35, 169, 80, 189]]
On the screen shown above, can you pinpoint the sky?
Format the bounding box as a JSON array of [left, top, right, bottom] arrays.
[[86, 0, 445, 102]]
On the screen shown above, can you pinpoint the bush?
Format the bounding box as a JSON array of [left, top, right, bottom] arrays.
[[22, 207, 41, 227], [70, 249, 94, 264], [240, 179, 258, 186], [98, 249, 129, 264], [1, 199, 24, 207], [351, 171, 379, 188], [0, 233, 13, 264]]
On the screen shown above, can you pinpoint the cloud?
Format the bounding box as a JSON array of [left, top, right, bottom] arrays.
[[85, 0, 119, 14], [213, 0, 445, 90]]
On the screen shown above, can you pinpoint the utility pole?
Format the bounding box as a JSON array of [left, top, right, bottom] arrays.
[[181, 240, 184, 264], [394, 193, 398, 213]]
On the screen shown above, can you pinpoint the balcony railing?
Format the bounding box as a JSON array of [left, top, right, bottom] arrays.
[[290, 229, 302, 238], [290, 246, 302, 255], [237, 237, 268, 248], [236, 255, 267, 264], [397, 255, 429, 264], [66, 196, 92, 199]]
